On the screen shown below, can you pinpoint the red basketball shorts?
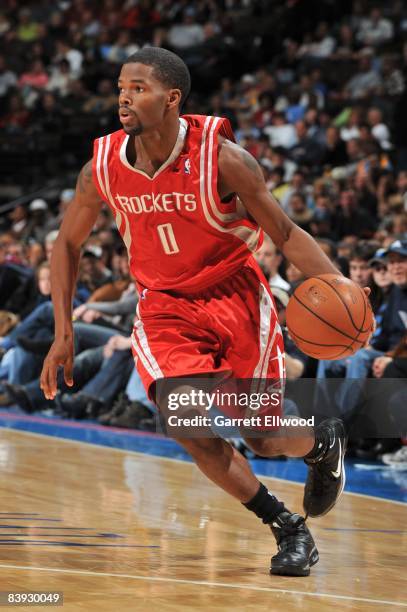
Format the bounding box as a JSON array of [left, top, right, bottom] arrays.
[[131, 258, 285, 427]]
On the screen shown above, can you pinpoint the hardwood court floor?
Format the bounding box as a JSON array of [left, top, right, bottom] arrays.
[[0, 429, 405, 611]]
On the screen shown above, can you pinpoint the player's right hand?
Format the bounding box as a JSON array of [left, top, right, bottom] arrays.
[[40, 338, 74, 400]]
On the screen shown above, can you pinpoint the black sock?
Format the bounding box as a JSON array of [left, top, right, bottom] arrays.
[[305, 429, 329, 461], [243, 483, 285, 524]]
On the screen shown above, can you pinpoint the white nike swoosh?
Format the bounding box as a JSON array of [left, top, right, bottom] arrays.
[[331, 439, 343, 478]]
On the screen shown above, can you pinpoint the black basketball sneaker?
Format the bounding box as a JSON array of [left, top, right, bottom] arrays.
[[303, 418, 347, 518], [270, 511, 319, 576]]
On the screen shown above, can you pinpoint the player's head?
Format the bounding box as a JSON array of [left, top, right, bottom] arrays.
[[118, 48, 191, 136]]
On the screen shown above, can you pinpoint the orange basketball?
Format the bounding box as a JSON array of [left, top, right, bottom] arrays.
[[286, 274, 374, 360]]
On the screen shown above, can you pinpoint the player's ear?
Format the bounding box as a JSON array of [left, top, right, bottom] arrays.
[[167, 89, 181, 110]]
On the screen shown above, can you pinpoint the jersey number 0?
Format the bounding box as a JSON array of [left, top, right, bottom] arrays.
[[157, 223, 180, 255]]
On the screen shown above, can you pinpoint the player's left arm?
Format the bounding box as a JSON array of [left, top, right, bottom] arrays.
[[218, 138, 340, 277]]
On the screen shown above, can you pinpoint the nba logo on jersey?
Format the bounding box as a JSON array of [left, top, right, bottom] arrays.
[[184, 158, 191, 174]]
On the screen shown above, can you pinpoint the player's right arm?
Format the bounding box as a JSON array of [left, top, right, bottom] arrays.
[[40, 160, 104, 400]]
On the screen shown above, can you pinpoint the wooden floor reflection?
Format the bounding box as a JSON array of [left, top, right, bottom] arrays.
[[0, 429, 405, 611]]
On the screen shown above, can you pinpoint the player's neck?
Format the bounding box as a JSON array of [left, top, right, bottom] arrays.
[[131, 116, 181, 175]]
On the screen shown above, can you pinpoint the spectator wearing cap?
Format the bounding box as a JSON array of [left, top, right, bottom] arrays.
[[365, 247, 394, 350], [26, 198, 50, 242], [78, 245, 113, 294]]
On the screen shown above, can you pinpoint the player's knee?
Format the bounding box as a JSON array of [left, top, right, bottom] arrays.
[[243, 436, 286, 457]]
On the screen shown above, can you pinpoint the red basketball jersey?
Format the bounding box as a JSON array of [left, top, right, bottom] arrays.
[[92, 115, 262, 292]]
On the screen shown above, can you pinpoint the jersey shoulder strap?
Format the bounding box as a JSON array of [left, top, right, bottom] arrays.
[[182, 114, 236, 143]]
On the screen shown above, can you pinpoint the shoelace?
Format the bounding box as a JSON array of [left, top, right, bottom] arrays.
[[276, 518, 304, 552]]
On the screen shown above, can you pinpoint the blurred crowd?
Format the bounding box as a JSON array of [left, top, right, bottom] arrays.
[[0, 0, 406, 466]]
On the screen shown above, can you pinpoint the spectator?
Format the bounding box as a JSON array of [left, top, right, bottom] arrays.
[[334, 189, 376, 238], [82, 79, 117, 114], [0, 55, 17, 101], [289, 120, 324, 168], [379, 55, 405, 98], [167, 9, 205, 51], [44, 190, 75, 233], [25, 199, 51, 243], [254, 235, 290, 292], [317, 240, 407, 417], [106, 31, 140, 64], [367, 107, 392, 151], [344, 53, 381, 100], [357, 7, 394, 47], [46, 59, 73, 97], [288, 192, 313, 232], [16, 9, 39, 43], [54, 39, 83, 78], [321, 126, 349, 168], [18, 60, 49, 91], [263, 112, 298, 149]]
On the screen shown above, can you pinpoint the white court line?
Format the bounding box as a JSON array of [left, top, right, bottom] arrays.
[[4, 428, 405, 508], [0, 563, 405, 607]]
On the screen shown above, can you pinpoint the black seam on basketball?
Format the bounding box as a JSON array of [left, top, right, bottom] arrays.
[[356, 283, 369, 334], [333, 337, 362, 359], [317, 277, 367, 333], [288, 328, 353, 349], [292, 293, 358, 342], [289, 327, 362, 359]]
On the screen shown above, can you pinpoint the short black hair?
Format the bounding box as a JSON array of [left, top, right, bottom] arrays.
[[124, 47, 191, 108], [349, 242, 377, 263]]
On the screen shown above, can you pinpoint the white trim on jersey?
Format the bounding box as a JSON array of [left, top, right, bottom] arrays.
[[119, 117, 188, 179], [199, 116, 261, 253], [95, 134, 133, 254], [131, 314, 164, 381], [206, 117, 240, 224], [95, 136, 107, 199], [251, 284, 284, 394]]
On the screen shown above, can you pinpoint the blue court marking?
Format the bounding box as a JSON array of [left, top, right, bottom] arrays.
[[0, 540, 160, 548], [0, 517, 62, 521], [0, 410, 405, 503], [0, 525, 101, 530], [0, 534, 124, 538]]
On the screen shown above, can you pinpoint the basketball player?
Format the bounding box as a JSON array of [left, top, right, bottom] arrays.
[[40, 49, 364, 577]]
